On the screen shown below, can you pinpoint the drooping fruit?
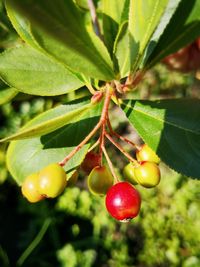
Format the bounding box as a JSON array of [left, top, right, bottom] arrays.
[[88, 166, 113, 195], [21, 173, 45, 203], [134, 161, 161, 188], [136, 144, 160, 164], [123, 163, 138, 185], [105, 181, 141, 222], [81, 151, 101, 174], [38, 163, 67, 198]]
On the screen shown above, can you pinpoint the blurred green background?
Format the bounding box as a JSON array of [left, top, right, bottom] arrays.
[[0, 1, 200, 266]]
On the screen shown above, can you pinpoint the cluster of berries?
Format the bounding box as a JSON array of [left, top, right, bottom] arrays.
[[21, 163, 67, 203], [81, 144, 161, 222], [21, 144, 160, 223]]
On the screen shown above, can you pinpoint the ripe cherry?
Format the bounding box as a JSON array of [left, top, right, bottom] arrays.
[[136, 144, 160, 164], [21, 173, 45, 203], [88, 165, 113, 195], [81, 151, 101, 174], [105, 181, 141, 222], [123, 163, 138, 185], [134, 161, 161, 188], [38, 163, 67, 198]]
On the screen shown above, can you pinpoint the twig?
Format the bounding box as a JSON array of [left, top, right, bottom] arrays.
[[105, 132, 139, 166], [59, 120, 102, 166], [87, 0, 103, 39], [59, 85, 113, 166], [102, 146, 119, 183], [107, 116, 140, 150]]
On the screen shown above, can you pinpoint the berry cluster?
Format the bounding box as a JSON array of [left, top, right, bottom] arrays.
[[81, 144, 160, 222], [21, 163, 67, 203], [21, 88, 161, 223], [123, 144, 161, 188]]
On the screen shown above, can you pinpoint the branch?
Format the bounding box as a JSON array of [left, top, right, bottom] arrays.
[[105, 132, 139, 166]]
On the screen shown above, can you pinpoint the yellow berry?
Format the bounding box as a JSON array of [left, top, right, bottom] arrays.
[[136, 144, 160, 164], [38, 163, 67, 198], [21, 173, 44, 203]]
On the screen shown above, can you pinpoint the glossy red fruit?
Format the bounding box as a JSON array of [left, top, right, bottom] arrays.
[[81, 151, 101, 174], [136, 144, 160, 164], [105, 182, 141, 222], [134, 161, 161, 188]]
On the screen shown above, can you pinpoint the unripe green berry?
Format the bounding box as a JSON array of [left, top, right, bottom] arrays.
[[88, 166, 114, 195], [123, 163, 138, 185]]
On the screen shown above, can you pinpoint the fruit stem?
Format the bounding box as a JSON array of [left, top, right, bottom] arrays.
[[107, 116, 140, 150], [105, 132, 139, 166], [59, 84, 113, 167], [59, 120, 102, 167], [99, 85, 113, 165], [102, 146, 119, 183], [87, 0, 103, 40]]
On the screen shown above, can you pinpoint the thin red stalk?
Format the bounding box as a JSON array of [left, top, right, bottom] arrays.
[[59, 85, 113, 167], [102, 146, 119, 183], [107, 117, 140, 150], [105, 132, 139, 166], [59, 121, 102, 166]]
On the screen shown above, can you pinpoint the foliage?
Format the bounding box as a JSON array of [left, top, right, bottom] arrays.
[[0, 0, 199, 180], [0, 1, 200, 266]]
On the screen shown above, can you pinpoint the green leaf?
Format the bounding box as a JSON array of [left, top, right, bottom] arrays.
[[0, 98, 94, 142], [128, 0, 168, 72], [0, 87, 18, 105], [122, 99, 200, 179], [0, 45, 84, 96], [141, 0, 182, 68], [6, 100, 103, 185], [146, 0, 200, 68], [5, 0, 40, 49], [114, 22, 130, 78], [102, 0, 130, 54], [5, 0, 115, 81]]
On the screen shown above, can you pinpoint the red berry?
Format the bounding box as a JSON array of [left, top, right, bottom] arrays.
[[81, 151, 101, 174], [105, 182, 141, 222]]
